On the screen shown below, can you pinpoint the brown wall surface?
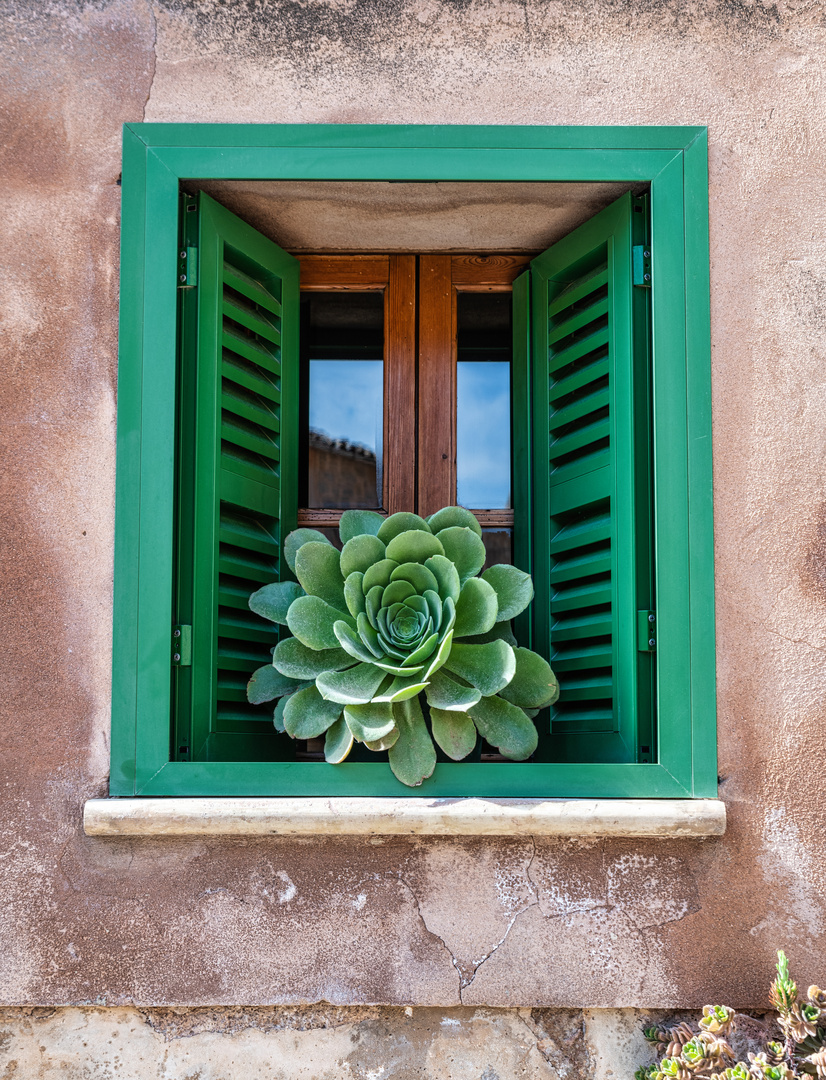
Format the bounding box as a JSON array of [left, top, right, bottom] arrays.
[[2, 0, 826, 1013]]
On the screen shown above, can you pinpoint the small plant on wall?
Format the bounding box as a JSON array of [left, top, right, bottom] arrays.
[[246, 507, 559, 786], [636, 953, 826, 1080]]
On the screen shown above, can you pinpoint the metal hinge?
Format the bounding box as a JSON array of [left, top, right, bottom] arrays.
[[172, 624, 192, 666], [633, 245, 652, 288], [637, 610, 656, 652], [178, 246, 198, 289]]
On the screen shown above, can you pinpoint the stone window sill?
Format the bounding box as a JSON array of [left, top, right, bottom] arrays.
[[83, 797, 726, 838]]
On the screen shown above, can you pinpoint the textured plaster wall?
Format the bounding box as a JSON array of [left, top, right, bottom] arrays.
[[0, 1005, 776, 1079], [2, 0, 826, 1035]]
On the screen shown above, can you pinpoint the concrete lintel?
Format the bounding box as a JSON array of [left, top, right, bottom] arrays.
[[84, 797, 726, 838]]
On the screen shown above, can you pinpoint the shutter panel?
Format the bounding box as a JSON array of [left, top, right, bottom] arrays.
[[175, 193, 299, 762], [530, 192, 653, 764]]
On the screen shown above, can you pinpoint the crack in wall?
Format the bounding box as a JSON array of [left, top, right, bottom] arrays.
[[397, 878, 463, 1004], [458, 838, 540, 1001], [762, 624, 826, 654], [144, 0, 157, 121]]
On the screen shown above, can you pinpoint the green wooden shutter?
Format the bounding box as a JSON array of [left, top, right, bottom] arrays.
[[174, 193, 299, 762], [529, 192, 654, 764]]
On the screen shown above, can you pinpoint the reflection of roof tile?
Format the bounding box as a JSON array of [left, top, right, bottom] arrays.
[[309, 429, 376, 463]]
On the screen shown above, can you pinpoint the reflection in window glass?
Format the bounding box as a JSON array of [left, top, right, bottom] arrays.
[[301, 293, 384, 509], [481, 528, 513, 571], [456, 293, 512, 510]]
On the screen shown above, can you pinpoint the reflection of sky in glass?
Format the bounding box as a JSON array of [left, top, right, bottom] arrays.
[[309, 359, 383, 455], [457, 362, 511, 509]]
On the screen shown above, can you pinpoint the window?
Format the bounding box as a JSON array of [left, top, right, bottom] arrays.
[[111, 125, 716, 798]]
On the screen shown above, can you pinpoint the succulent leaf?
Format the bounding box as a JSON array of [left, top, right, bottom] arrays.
[[282, 685, 344, 739], [344, 572, 367, 618], [444, 640, 516, 697], [498, 647, 560, 709], [468, 695, 538, 760], [391, 561, 440, 594], [272, 638, 353, 680], [343, 701, 397, 743], [374, 673, 430, 703], [427, 505, 483, 537], [388, 695, 437, 786], [382, 578, 418, 606], [247, 664, 303, 705], [430, 707, 478, 760], [424, 554, 461, 604], [340, 534, 387, 577], [294, 541, 346, 610], [425, 668, 482, 712], [377, 512, 432, 543], [385, 529, 445, 563], [287, 595, 356, 650], [461, 620, 518, 647], [272, 682, 314, 732], [249, 580, 305, 625], [401, 631, 440, 668], [355, 612, 384, 658], [424, 628, 454, 679], [436, 526, 487, 584], [334, 619, 382, 664], [365, 727, 400, 751], [362, 559, 400, 592], [482, 563, 535, 621], [453, 576, 499, 638], [324, 716, 355, 763], [284, 528, 333, 574], [339, 509, 384, 543], [273, 694, 289, 732], [316, 662, 388, 705]]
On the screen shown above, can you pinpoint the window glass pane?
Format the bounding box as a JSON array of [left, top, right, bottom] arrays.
[[481, 528, 513, 571], [301, 292, 383, 509], [456, 292, 512, 510]]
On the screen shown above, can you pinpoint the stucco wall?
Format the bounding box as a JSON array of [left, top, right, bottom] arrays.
[[2, 0, 826, 1033]]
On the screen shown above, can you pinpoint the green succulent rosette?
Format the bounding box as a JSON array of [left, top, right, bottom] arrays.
[[247, 506, 559, 787]]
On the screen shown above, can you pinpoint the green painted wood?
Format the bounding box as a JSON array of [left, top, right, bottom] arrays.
[[648, 156, 694, 793], [511, 270, 532, 651], [530, 193, 653, 765], [156, 146, 679, 184], [176, 193, 300, 764], [683, 131, 718, 796], [133, 151, 183, 794], [129, 123, 706, 151], [135, 760, 691, 798], [109, 126, 149, 795], [112, 123, 715, 799]]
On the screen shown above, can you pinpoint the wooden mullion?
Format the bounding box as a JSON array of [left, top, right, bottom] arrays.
[[417, 255, 456, 516], [385, 255, 417, 513]]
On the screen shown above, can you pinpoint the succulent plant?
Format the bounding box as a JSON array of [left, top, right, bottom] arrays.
[[636, 954, 826, 1080], [246, 506, 559, 786]]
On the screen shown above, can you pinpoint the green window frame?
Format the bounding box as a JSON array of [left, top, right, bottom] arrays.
[[112, 124, 715, 799]]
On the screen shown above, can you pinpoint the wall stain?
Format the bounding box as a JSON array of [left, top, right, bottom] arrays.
[[800, 502, 826, 602]]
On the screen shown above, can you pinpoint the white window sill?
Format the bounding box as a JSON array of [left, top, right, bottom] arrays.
[[83, 797, 726, 838]]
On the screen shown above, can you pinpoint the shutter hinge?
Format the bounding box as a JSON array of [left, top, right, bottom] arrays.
[[633, 245, 651, 288], [172, 624, 192, 666], [637, 610, 656, 652], [178, 246, 198, 289]]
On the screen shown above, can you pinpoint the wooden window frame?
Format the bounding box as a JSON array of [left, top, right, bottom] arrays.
[[112, 124, 716, 799], [297, 253, 529, 532]]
